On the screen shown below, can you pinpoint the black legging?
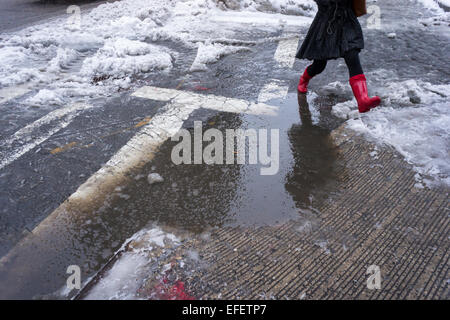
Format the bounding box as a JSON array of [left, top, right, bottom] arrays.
[[306, 49, 363, 78]]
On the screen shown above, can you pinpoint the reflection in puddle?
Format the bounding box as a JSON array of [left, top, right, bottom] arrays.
[[285, 93, 340, 210]]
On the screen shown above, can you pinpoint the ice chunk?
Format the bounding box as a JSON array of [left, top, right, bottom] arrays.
[[147, 173, 164, 185], [190, 41, 250, 72]]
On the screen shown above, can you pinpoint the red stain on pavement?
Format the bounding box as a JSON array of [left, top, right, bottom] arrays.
[[151, 279, 195, 300]]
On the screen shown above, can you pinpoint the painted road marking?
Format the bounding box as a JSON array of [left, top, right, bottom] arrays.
[[132, 86, 279, 116], [68, 101, 196, 203], [258, 79, 290, 103], [0, 85, 30, 105], [0, 103, 93, 170], [274, 36, 299, 69], [0, 101, 197, 267]]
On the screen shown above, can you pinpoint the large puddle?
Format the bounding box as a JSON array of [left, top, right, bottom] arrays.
[[98, 91, 345, 232], [0, 89, 347, 299]]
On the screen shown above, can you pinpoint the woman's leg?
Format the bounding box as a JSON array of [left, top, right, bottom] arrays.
[[344, 49, 381, 112], [298, 60, 327, 93], [343, 49, 363, 77], [307, 59, 328, 77]]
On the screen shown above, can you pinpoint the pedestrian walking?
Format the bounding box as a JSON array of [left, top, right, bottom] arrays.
[[296, 0, 380, 113]]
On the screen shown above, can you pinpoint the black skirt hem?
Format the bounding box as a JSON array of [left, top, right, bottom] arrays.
[[296, 1, 364, 62], [296, 47, 362, 61]]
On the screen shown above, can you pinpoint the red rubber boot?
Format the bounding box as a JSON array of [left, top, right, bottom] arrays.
[[349, 74, 381, 113], [297, 67, 312, 93]]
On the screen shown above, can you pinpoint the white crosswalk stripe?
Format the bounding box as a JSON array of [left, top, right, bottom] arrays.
[[273, 36, 299, 69], [0, 103, 93, 170], [132, 86, 280, 116]]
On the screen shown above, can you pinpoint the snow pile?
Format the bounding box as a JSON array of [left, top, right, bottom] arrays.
[[331, 100, 359, 120], [190, 41, 250, 71], [47, 48, 79, 73], [80, 38, 173, 80], [0, 0, 316, 107], [417, 0, 449, 12], [374, 80, 449, 106], [0, 0, 180, 105], [147, 172, 164, 184], [330, 78, 450, 188], [84, 226, 181, 300], [420, 12, 450, 27], [318, 81, 353, 99], [417, 0, 450, 26], [25, 89, 64, 106], [214, 0, 317, 17]]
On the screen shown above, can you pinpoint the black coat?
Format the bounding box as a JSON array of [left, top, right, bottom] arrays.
[[296, 0, 364, 61]]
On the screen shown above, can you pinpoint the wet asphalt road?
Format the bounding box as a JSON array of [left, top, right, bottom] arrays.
[[0, 0, 449, 299]]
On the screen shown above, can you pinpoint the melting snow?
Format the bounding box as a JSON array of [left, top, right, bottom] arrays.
[[330, 76, 450, 188], [84, 226, 180, 300], [190, 41, 250, 71], [80, 38, 174, 79], [417, 0, 450, 27]]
